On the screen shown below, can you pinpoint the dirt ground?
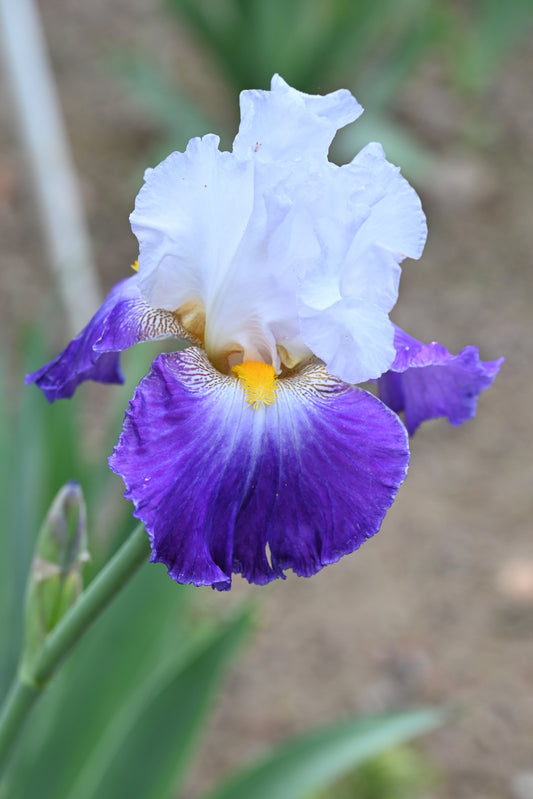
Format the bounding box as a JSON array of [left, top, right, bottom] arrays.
[[1, 3, 532, 798]]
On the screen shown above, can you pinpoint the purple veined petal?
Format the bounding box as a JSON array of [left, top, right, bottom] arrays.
[[26, 275, 196, 402], [377, 326, 504, 435], [110, 347, 410, 591]]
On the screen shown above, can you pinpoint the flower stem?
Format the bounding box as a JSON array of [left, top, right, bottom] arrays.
[[0, 681, 37, 772], [0, 523, 150, 773]]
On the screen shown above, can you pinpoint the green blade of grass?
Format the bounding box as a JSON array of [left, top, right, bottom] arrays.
[[67, 607, 252, 799], [201, 707, 446, 799]]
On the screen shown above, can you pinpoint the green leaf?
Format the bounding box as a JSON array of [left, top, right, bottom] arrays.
[[201, 707, 446, 799], [67, 608, 252, 799], [334, 113, 434, 180], [0, 343, 52, 696], [2, 559, 189, 798], [450, 0, 533, 92]]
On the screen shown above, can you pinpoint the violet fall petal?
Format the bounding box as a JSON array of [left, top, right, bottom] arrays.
[[377, 326, 504, 435], [26, 275, 194, 402], [110, 347, 410, 590]]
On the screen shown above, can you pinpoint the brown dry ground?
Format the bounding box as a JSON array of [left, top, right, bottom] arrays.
[[1, 3, 532, 798]]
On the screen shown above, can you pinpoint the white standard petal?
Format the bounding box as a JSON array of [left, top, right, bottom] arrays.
[[343, 142, 427, 262], [203, 173, 311, 370], [233, 74, 363, 163], [130, 134, 255, 314], [130, 132, 313, 372], [294, 143, 426, 384], [299, 247, 398, 386], [128, 81, 427, 384]]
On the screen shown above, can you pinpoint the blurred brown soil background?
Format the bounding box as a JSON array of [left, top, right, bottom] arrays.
[[1, 2, 532, 798]]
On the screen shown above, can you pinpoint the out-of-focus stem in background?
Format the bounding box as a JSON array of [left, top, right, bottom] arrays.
[[0, 0, 101, 334]]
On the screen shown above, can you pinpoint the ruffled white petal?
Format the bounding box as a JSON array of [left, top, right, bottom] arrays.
[[295, 143, 426, 383], [129, 78, 427, 382], [130, 135, 255, 313], [233, 74, 363, 163], [299, 295, 396, 385], [130, 134, 310, 370], [344, 143, 427, 261]]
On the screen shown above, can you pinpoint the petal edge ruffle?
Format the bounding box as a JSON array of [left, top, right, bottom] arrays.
[[377, 326, 504, 434]]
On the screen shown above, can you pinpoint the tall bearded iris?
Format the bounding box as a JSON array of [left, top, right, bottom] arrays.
[[27, 76, 502, 590]]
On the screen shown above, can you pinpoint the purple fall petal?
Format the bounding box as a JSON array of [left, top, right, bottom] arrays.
[[110, 347, 410, 590], [25, 278, 134, 401], [377, 326, 504, 435], [26, 275, 194, 402]]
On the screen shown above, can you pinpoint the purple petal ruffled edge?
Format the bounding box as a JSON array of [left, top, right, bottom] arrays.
[[377, 326, 503, 435], [110, 347, 410, 590], [26, 275, 193, 402]]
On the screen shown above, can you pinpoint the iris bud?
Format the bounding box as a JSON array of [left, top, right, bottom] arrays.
[[22, 481, 89, 664]]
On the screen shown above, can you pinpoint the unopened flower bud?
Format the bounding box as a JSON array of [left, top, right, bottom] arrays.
[[22, 481, 89, 664]]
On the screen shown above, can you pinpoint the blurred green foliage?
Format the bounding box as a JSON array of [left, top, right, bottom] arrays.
[[113, 0, 533, 176], [0, 332, 129, 698], [1, 562, 252, 799], [164, 0, 533, 96], [447, 0, 533, 92], [164, 0, 441, 99], [0, 323, 201, 690], [202, 709, 444, 799], [307, 744, 437, 799]]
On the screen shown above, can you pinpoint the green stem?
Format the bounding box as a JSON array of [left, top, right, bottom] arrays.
[[0, 680, 38, 770], [0, 523, 150, 773]]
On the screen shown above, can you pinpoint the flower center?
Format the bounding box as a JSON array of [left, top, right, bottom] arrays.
[[232, 361, 278, 409]]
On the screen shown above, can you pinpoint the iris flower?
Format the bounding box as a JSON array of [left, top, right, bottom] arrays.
[[27, 76, 502, 590]]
